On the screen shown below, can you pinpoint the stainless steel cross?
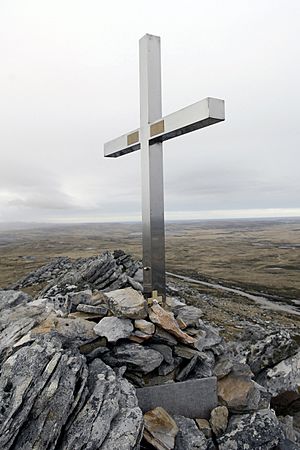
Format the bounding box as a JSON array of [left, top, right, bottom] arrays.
[[104, 34, 225, 299]]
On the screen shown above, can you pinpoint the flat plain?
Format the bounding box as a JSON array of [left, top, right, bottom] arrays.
[[1, 217, 299, 338], [0, 218, 299, 297]]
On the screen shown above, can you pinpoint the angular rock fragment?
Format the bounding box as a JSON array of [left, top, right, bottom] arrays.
[[217, 369, 262, 413], [31, 314, 97, 346], [195, 418, 212, 438], [209, 406, 228, 437], [176, 305, 203, 327], [94, 316, 133, 342], [193, 321, 222, 353], [68, 289, 94, 306], [76, 303, 108, 315], [134, 319, 155, 335], [143, 407, 179, 450], [0, 290, 31, 312], [247, 330, 298, 375], [151, 327, 178, 346], [256, 351, 300, 397], [149, 302, 196, 345], [218, 409, 284, 450], [174, 415, 207, 450], [101, 342, 164, 373], [176, 352, 214, 382], [105, 287, 148, 319]]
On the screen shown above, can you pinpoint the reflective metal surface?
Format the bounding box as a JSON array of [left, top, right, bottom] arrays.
[[103, 34, 225, 297]]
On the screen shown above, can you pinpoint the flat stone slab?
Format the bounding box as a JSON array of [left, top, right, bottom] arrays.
[[136, 377, 217, 419]]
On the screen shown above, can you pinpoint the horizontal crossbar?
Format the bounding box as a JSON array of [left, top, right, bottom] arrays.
[[104, 97, 224, 158]]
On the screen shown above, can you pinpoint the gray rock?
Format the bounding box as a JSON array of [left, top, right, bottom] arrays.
[[218, 409, 284, 450], [77, 303, 108, 315], [94, 317, 133, 342], [102, 342, 164, 373], [193, 321, 222, 353], [105, 287, 148, 319], [151, 326, 178, 346], [279, 416, 297, 443], [148, 344, 174, 365], [174, 345, 200, 360], [256, 351, 300, 397], [213, 357, 233, 380], [59, 359, 143, 450], [0, 336, 87, 450], [177, 352, 215, 382], [174, 415, 207, 450], [176, 305, 203, 327], [0, 290, 31, 312], [68, 289, 94, 306], [247, 330, 298, 375], [46, 293, 72, 317]]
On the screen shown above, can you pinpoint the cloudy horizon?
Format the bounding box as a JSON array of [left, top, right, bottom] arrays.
[[0, 1, 299, 224]]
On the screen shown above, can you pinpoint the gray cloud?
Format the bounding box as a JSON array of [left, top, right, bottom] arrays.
[[0, 0, 299, 222]]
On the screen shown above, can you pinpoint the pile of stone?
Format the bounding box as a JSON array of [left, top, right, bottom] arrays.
[[0, 250, 300, 450], [10, 250, 143, 294]]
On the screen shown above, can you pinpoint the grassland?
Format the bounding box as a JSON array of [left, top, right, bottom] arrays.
[[1, 218, 299, 338], [0, 218, 299, 299]]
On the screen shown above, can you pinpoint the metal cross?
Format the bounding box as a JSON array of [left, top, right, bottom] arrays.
[[104, 34, 225, 299]]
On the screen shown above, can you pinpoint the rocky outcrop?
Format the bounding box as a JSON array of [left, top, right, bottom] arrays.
[[1, 250, 300, 449]]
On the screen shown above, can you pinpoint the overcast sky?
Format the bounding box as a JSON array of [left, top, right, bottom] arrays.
[[0, 0, 299, 223]]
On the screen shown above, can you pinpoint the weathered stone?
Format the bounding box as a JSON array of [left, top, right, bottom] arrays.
[[278, 415, 297, 443], [218, 409, 284, 450], [134, 319, 155, 335], [77, 303, 108, 315], [143, 407, 178, 450], [137, 377, 218, 418], [209, 406, 228, 437], [151, 327, 178, 346], [102, 342, 164, 373], [176, 305, 203, 327], [158, 357, 182, 376], [148, 344, 174, 364], [277, 439, 300, 449], [165, 296, 186, 313], [0, 290, 31, 312], [129, 330, 153, 343], [31, 314, 97, 346], [218, 371, 262, 413], [0, 336, 87, 450], [94, 317, 133, 342], [193, 321, 222, 353], [46, 293, 72, 317], [174, 345, 200, 360], [149, 302, 196, 345], [67, 289, 93, 306], [256, 351, 300, 397], [195, 418, 212, 438], [60, 359, 143, 450], [174, 415, 207, 450], [247, 330, 298, 375], [213, 357, 233, 379], [176, 352, 215, 382], [105, 287, 148, 319]]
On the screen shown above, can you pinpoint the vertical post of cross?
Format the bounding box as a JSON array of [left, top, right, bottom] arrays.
[[139, 34, 166, 299]]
